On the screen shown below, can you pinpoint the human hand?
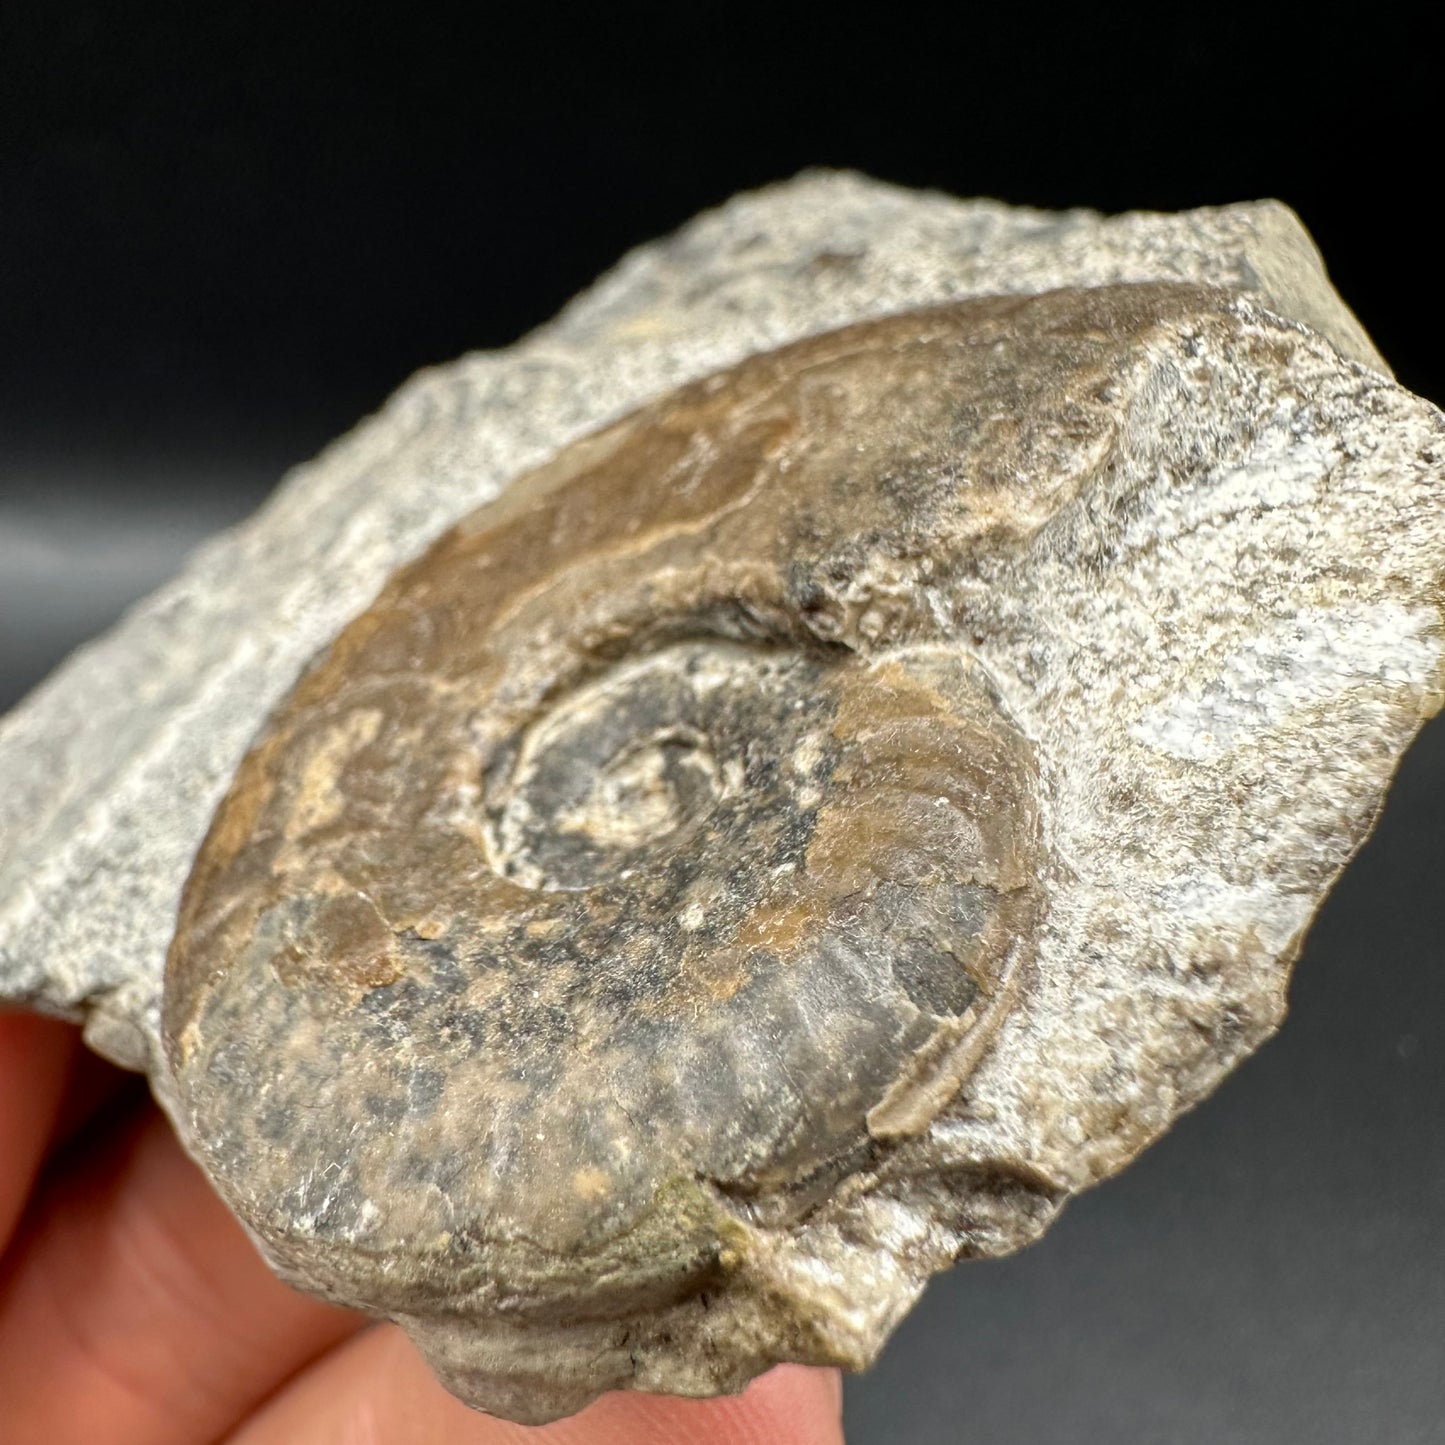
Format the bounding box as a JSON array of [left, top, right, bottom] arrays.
[[0, 1012, 845, 1443]]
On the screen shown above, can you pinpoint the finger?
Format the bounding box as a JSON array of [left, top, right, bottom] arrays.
[[227, 1322, 845, 1445], [0, 1105, 362, 1445], [0, 1010, 78, 1255], [47, 1042, 147, 1158]]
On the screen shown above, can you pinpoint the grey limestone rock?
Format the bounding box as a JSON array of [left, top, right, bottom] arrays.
[[1, 172, 1442, 1423]]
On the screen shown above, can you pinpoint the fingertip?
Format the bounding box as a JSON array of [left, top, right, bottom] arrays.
[[0, 1105, 361, 1445], [0, 1010, 79, 1255], [602, 1363, 847, 1445], [226, 1322, 847, 1445], [743, 1362, 846, 1435]]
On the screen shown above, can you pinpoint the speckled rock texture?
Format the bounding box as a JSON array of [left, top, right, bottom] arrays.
[[2, 173, 1443, 1423]]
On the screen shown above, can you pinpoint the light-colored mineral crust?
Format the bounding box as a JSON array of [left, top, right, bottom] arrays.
[[2, 173, 1443, 1424]]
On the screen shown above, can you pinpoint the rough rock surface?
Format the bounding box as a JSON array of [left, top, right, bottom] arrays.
[[0, 172, 1388, 1079], [2, 173, 1444, 1422]]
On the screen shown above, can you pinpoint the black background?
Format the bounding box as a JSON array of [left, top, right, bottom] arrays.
[[2, 6, 1442, 1441]]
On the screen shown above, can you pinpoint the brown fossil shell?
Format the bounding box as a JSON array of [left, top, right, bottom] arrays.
[[159, 278, 1445, 1422]]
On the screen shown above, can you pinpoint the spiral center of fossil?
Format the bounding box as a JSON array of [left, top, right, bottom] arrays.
[[487, 643, 819, 892], [564, 732, 718, 849]]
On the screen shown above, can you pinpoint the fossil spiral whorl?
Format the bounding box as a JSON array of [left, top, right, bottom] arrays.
[[157, 285, 1234, 1416]]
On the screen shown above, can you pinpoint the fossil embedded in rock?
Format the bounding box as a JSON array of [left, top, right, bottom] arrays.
[[3, 175, 1444, 1425]]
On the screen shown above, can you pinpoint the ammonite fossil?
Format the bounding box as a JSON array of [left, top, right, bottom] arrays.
[[3, 174, 1444, 1423]]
